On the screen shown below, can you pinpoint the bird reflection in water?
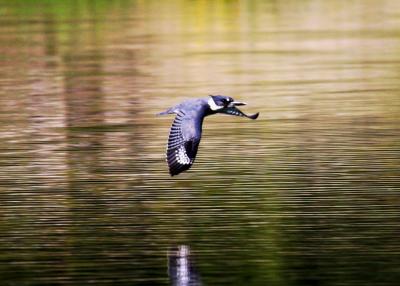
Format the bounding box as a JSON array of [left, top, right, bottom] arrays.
[[168, 245, 202, 286]]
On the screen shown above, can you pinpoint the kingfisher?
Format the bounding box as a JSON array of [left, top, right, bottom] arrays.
[[158, 95, 259, 176]]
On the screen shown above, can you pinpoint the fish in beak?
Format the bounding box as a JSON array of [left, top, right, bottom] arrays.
[[222, 101, 259, 120]]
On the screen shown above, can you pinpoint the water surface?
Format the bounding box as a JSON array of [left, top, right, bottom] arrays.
[[0, 1, 399, 285]]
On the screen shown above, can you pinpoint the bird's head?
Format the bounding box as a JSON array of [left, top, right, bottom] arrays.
[[207, 95, 259, 120]]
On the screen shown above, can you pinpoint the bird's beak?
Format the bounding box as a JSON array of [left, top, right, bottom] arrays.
[[228, 101, 246, 108], [222, 104, 259, 120]]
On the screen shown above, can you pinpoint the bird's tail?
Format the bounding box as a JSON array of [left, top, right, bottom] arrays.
[[157, 108, 174, 116]]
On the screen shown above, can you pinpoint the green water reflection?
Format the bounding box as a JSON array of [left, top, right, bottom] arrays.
[[0, 0, 399, 285]]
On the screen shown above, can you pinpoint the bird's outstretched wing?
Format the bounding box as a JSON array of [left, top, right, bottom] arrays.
[[166, 111, 201, 176]]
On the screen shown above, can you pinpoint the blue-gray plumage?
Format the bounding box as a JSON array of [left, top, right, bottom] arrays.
[[158, 95, 259, 176]]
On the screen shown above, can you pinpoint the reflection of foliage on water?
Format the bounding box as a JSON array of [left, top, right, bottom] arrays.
[[0, 0, 399, 285]]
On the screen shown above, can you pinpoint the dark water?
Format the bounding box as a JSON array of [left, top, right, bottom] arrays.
[[1, 1, 400, 285]]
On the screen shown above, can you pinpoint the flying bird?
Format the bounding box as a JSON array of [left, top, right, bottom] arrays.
[[158, 95, 259, 176]]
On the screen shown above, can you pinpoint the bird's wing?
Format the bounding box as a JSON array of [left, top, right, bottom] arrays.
[[166, 111, 201, 176]]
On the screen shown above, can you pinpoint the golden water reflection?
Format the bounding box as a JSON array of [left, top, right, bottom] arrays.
[[0, 0, 399, 285]]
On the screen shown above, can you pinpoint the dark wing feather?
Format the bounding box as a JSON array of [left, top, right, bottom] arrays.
[[223, 107, 259, 120], [166, 111, 201, 176]]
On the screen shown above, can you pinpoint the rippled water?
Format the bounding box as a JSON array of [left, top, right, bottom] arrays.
[[0, 1, 400, 285]]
